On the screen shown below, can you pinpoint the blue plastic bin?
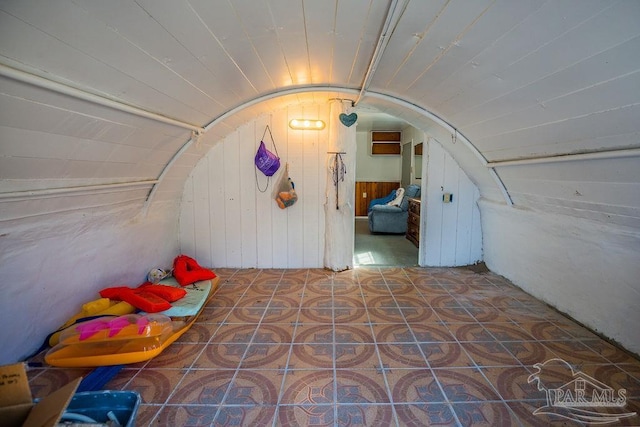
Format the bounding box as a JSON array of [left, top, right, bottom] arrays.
[[62, 391, 141, 427]]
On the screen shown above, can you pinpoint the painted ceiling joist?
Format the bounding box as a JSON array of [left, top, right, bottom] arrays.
[[486, 147, 640, 168], [0, 61, 205, 133]]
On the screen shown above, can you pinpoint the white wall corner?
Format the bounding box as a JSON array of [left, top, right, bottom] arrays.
[[479, 198, 640, 356]]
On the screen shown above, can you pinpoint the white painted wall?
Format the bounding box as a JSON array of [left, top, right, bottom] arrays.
[[355, 132, 401, 182], [421, 137, 483, 267], [480, 199, 640, 356], [180, 105, 329, 268], [0, 205, 180, 364]]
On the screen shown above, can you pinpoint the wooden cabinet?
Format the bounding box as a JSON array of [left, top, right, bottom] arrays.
[[406, 197, 420, 247], [371, 131, 401, 155]]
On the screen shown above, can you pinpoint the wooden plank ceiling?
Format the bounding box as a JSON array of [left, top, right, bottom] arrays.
[[0, 0, 638, 224]]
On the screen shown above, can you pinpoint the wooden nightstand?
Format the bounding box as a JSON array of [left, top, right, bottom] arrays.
[[406, 197, 420, 247]]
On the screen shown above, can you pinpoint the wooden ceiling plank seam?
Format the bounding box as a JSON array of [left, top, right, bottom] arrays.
[[0, 92, 139, 145], [301, 0, 337, 84], [457, 38, 640, 131], [186, 0, 259, 95], [385, 0, 451, 88], [441, 0, 637, 121], [0, 62, 205, 133], [464, 67, 640, 140], [381, 0, 493, 93], [74, 0, 230, 112], [0, 71, 190, 139], [355, 0, 410, 105], [487, 147, 640, 169], [1, 2, 216, 121], [0, 23, 209, 127], [417, 0, 547, 106], [136, 0, 253, 102], [476, 104, 640, 157], [428, 0, 605, 109], [483, 132, 640, 161], [474, 101, 640, 146], [370, 0, 448, 88], [265, 1, 309, 86], [340, 0, 372, 84]]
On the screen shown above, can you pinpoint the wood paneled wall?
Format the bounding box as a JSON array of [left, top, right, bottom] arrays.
[[180, 105, 330, 268], [422, 138, 483, 266], [355, 181, 400, 216]]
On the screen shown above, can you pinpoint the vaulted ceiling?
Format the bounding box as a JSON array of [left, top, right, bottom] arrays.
[[1, 0, 639, 226]]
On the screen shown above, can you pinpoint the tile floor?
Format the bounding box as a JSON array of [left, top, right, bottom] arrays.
[[28, 267, 640, 426]]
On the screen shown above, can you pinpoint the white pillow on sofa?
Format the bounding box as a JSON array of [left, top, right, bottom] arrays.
[[387, 187, 405, 207]]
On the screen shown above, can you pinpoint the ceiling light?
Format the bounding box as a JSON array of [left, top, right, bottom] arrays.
[[289, 119, 325, 130]]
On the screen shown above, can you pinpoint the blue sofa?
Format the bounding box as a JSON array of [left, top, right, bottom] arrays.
[[368, 184, 421, 234]]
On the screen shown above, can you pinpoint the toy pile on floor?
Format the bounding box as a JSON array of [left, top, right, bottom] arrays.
[[44, 255, 219, 368]]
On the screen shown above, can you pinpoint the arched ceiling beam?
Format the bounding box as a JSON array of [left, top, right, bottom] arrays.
[[354, 0, 410, 106], [144, 86, 514, 211], [0, 61, 205, 133]]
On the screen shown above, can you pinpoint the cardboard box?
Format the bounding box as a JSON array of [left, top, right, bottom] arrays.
[[0, 363, 81, 427]]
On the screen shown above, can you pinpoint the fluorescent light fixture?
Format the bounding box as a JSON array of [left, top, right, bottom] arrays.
[[289, 119, 325, 130]]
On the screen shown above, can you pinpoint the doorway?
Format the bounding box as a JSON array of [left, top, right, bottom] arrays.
[[353, 118, 420, 267], [353, 217, 418, 266]]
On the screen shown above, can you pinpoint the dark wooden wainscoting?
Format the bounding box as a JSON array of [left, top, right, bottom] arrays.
[[355, 181, 401, 216]]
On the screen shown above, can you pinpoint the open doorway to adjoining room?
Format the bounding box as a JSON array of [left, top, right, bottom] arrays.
[[353, 112, 422, 267]]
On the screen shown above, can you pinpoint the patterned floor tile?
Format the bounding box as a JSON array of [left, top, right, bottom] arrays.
[[334, 324, 375, 344], [432, 368, 501, 402], [451, 401, 520, 426], [336, 404, 395, 426], [143, 343, 205, 369], [156, 404, 220, 427], [377, 343, 427, 369], [195, 306, 232, 325], [168, 370, 234, 405], [222, 370, 282, 405], [501, 340, 558, 366], [27, 367, 91, 399], [293, 324, 334, 344], [335, 370, 390, 404], [372, 324, 416, 344], [135, 404, 161, 426], [409, 323, 457, 343], [240, 343, 291, 370], [280, 370, 335, 405], [297, 308, 332, 324], [360, 283, 392, 296], [277, 404, 335, 426], [197, 342, 247, 369], [543, 340, 609, 365], [252, 324, 294, 344], [394, 402, 457, 426], [420, 342, 476, 368], [433, 306, 476, 323], [446, 322, 494, 342], [122, 368, 186, 404], [289, 343, 334, 369], [335, 344, 378, 369], [31, 267, 640, 427], [212, 405, 276, 426], [177, 322, 220, 343], [480, 366, 545, 401], [461, 341, 521, 367], [581, 364, 640, 399], [209, 323, 257, 343], [387, 368, 445, 404], [224, 306, 266, 323]]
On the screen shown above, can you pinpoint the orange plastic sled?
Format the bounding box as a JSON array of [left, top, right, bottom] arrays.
[[45, 277, 218, 367]]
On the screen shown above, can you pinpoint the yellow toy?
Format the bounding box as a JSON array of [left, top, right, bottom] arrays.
[[45, 277, 218, 367]]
